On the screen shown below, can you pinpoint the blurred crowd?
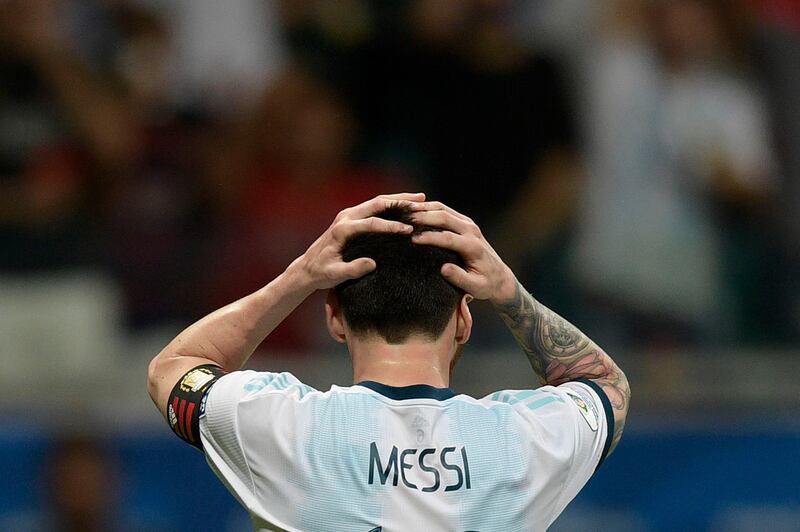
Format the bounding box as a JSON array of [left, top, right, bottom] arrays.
[[1, 0, 799, 355]]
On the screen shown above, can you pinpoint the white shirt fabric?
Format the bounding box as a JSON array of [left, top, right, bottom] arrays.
[[199, 371, 612, 532]]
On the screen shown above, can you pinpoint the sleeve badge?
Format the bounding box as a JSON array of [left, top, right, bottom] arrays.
[[566, 391, 599, 432]]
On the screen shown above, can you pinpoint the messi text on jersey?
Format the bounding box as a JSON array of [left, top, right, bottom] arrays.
[[368, 442, 471, 492]]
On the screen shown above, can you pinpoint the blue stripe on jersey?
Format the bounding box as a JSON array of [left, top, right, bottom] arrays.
[[243, 374, 278, 392], [242, 372, 315, 398], [295, 391, 384, 530], [508, 390, 537, 403], [525, 395, 565, 411], [491, 388, 560, 409], [447, 399, 529, 532], [276, 373, 288, 390]]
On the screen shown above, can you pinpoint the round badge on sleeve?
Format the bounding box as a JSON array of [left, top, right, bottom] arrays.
[[566, 391, 599, 432]]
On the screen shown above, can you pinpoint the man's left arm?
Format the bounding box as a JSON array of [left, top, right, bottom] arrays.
[[147, 193, 423, 420]]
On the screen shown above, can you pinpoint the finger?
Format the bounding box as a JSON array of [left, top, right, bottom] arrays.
[[440, 263, 481, 294], [346, 193, 425, 219], [411, 230, 472, 255], [410, 209, 473, 235], [334, 216, 413, 240], [407, 200, 472, 222], [377, 192, 426, 201], [331, 257, 376, 281]]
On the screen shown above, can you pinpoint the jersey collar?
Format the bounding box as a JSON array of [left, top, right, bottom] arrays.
[[357, 381, 456, 401]]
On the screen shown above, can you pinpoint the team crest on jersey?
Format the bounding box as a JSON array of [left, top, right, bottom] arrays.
[[566, 391, 599, 431], [180, 367, 217, 393], [411, 414, 429, 444]]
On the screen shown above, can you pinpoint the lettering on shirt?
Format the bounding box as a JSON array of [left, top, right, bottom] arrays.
[[368, 442, 471, 492]]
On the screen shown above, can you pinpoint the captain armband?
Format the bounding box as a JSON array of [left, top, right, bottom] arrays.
[[167, 364, 227, 450]]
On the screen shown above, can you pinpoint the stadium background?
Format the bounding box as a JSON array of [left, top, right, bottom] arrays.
[[1, 0, 799, 530]]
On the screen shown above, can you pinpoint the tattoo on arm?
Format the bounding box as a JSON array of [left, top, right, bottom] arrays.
[[494, 281, 631, 453]]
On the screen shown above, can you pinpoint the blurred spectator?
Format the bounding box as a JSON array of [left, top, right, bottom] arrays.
[[94, 2, 215, 329], [749, 0, 800, 339], [0, 433, 170, 531], [571, 0, 780, 348], [33, 435, 163, 531], [346, 0, 583, 344], [507, 0, 600, 60], [166, 0, 287, 114], [44, 436, 120, 532], [276, 1, 581, 269], [0, 0, 129, 271], [277, 0, 376, 81], [204, 68, 410, 352], [1, 0, 797, 349], [0, 0, 210, 329], [402, 0, 582, 267]]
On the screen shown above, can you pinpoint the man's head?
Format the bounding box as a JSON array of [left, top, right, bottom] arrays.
[[328, 204, 470, 347]]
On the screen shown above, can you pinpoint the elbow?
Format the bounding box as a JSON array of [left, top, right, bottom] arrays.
[[146, 354, 164, 404], [615, 365, 632, 417], [619, 366, 631, 399]]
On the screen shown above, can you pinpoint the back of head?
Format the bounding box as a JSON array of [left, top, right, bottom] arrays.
[[334, 204, 466, 344]]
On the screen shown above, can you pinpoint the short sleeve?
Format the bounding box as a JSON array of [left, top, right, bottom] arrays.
[[486, 379, 614, 523], [197, 370, 316, 505], [551, 379, 615, 511], [562, 379, 615, 467]]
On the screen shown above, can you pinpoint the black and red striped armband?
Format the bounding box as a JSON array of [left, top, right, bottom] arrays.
[[167, 364, 227, 450]]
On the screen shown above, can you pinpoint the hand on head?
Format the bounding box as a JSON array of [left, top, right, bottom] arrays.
[[299, 193, 517, 303], [408, 201, 517, 303], [298, 193, 424, 290]]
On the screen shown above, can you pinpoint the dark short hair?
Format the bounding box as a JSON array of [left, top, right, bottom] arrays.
[[334, 204, 466, 343]]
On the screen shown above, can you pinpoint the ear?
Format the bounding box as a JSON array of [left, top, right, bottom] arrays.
[[325, 290, 347, 343], [455, 294, 473, 345]]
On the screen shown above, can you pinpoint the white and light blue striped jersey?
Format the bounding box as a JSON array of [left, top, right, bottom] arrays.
[[199, 370, 614, 532]]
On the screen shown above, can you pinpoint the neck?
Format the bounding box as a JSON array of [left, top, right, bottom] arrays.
[[350, 334, 453, 389]]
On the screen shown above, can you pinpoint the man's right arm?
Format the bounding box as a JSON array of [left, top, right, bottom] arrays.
[[409, 201, 630, 455]]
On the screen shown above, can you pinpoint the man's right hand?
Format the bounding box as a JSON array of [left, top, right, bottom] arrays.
[[297, 193, 422, 291], [409, 201, 518, 303]]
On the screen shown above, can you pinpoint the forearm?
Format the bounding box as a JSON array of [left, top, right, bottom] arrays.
[[146, 258, 311, 423], [492, 279, 630, 451], [148, 259, 314, 415], [156, 259, 313, 371]]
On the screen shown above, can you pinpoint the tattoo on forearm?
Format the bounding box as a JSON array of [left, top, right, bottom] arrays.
[[495, 281, 630, 452]]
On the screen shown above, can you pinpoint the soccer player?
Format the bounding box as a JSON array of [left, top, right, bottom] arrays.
[[147, 193, 630, 531]]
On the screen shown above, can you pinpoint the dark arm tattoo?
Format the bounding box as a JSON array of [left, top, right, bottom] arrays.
[[494, 281, 630, 453]]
